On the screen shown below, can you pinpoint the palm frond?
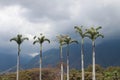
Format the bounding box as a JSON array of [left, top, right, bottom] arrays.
[[21, 37, 29, 43], [91, 27, 95, 31], [40, 33, 43, 36], [85, 34, 92, 39], [61, 42, 66, 45], [100, 34, 104, 38], [39, 36, 45, 43], [96, 26, 102, 31], [83, 32, 87, 37], [10, 37, 18, 42], [70, 40, 78, 44], [86, 29, 93, 35], [56, 35, 63, 40], [61, 35, 69, 39], [44, 39, 50, 43], [95, 34, 104, 39], [74, 26, 82, 32], [38, 37, 42, 43], [33, 40, 39, 45], [33, 36, 37, 39]]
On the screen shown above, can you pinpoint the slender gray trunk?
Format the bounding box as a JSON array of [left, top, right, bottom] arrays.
[[92, 41, 95, 80], [17, 45, 20, 80], [60, 45, 63, 80], [40, 44, 42, 80], [81, 38, 84, 80], [67, 44, 69, 80]]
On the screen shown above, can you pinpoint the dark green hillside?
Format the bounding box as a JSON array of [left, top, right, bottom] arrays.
[[25, 38, 120, 69]]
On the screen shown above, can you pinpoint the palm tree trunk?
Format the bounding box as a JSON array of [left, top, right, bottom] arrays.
[[17, 45, 20, 80], [40, 44, 42, 80], [67, 44, 69, 80], [81, 38, 84, 80], [92, 40, 95, 80], [60, 45, 63, 80]]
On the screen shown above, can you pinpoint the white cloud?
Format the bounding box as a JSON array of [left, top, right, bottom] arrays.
[[29, 53, 39, 57], [0, 5, 56, 38], [0, 5, 25, 33]]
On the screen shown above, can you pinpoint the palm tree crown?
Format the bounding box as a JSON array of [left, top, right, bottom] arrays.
[[63, 35, 78, 44], [74, 26, 87, 38], [56, 35, 67, 45], [33, 34, 50, 45], [85, 26, 104, 41], [10, 34, 29, 45]]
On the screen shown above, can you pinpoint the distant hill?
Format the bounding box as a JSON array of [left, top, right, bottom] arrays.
[[0, 53, 32, 72], [24, 38, 120, 69], [0, 53, 16, 72]]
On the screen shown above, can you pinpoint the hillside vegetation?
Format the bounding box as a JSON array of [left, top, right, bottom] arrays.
[[0, 64, 120, 80]]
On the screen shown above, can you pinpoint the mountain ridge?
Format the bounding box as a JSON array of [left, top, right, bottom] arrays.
[[24, 38, 120, 69]]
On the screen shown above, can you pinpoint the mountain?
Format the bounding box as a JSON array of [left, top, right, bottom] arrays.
[[25, 38, 120, 69], [0, 53, 16, 72], [0, 53, 32, 72], [96, 38, 120, 67]]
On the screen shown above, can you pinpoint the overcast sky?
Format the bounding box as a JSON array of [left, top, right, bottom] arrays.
[[0, 0, 120, 57]]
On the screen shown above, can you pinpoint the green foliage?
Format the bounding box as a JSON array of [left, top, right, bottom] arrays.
[[70, 69, 81, 80], [86, 64, 104, 73], [0, 68, 60, 80]]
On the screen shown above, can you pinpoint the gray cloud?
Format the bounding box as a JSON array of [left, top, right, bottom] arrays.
[[0, 0, 120, 56]]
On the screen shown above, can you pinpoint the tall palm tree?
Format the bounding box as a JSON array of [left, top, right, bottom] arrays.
[[56, 35, 66, 80], [10, 34, 28, 80], [85, 27, 104, 80], [74, 26, 87, 80], [33, 33, 50, 80], [63, 35, 78, 80]]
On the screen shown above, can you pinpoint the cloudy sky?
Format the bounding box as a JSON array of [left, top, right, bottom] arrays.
[[0, 0, 120, 57]]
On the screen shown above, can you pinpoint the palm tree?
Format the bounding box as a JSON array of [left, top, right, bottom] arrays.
[[56, 35, 66, 80], [74, 26, 87, 80], [85, 27, 104, 80], [10, 34, 28, 80], [63, 35, 78, 80], [33, 33, 50, 80]]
